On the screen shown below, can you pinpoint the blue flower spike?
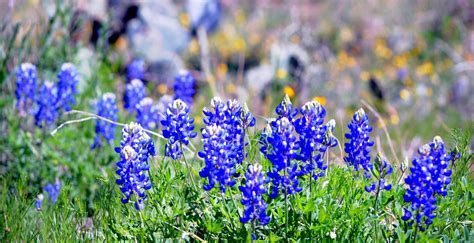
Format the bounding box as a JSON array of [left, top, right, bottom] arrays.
[[124, 79, 147, 113], [161, 99, 197, 160], [239, 163, 270, 226], [136, 97, 160, 130], [92, 93, 118, 149], [15, 63, 37, 116], [57, 63, 79, 112], [344, 108, 374, 177], [35, 81, 59, 128], [115, 122, 156, 210], [402, 136, 452, 231]]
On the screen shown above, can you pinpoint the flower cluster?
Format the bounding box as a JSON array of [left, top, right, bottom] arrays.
[[127, 59, 145, 82], [402, 136, 452, 230], [34, 81, 59, 128], [136, 97, 160, 130], [263, 117, 302, 198], [161, 99, 197, 159], [35, 179, 61, 210], [91, 93, 118, 149], [365, 154, 393, 193], [57, 63, 78, 112], [173, 70, 195, 106], [344, 108, 374, 177], [199, 124, 235, 191], [115, 122, 156, 210], [295, 101, 328, 179], [199, 98, 256, 191], [239, 163, 270, 225], [124, 79, 147, 113], [15, 63, 37, 116]]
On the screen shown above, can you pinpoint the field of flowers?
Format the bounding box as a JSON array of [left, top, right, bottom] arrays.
[[0, 1, 473, 242]]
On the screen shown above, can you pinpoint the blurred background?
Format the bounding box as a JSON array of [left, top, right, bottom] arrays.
[[1, 0, 473, 156]]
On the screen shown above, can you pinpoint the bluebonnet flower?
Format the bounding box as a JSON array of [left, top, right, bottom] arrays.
[[44, 179, 61, 204], [323, 119, 339, 148], [344, 108, 374, 177], [124, 79, 147, 113], [199, 98, 256, 192], [35, 81, 59, 128], [127, 59, 145, 82], [57, 63, 79, 112], [295, 101, 328, 179], [173, 70, 195, 106], [261, 117, 302, 198], [36, 179, 61, 210], [115, 122, 156, 210], [239, 163, 270, 225], [15, 63, 37, 116], [198, 124, 236, 192], [136, 97, 160, 130], [402, 136, 452, 230], [365, 154, 393, 193], [161, 99, 197, 159], [275, 94, 298, 123], [91, 93, 118, 149]]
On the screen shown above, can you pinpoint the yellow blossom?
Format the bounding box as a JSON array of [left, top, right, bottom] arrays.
[[179, 13, 190, 28], [360, 71, 370, 82], [400, 89, 410, 101], [276, 68, 288, 79], [157, 84, 168, 94], [416, 62, 434, 77], [313, 96, 327, 106], [283, 86, 295, 98]]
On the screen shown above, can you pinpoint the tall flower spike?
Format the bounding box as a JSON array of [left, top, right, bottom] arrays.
[[344, 108, 374, 177], [295, 101, 328, 179], [91, 93, 118, 149], [127, 59, 145, 82], [198, 124, 235, 192], [57, 63, 79, 111], [35, 81, 59, 128], [136, 97, 160, 130], [263, 117, 301, 198], [161, 99, 197, 159], [173, 70, 195, 106], [239, 163, 270, 225], [124, 79, 147, 113], [202, 97, 227, 126], [365, 154, 393, 193], [402, 136, 452, 231], [15, 63, 37, 116], [115, 122, 156, 210]]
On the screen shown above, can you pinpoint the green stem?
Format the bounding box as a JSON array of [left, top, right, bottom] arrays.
[[180, 142, 197, 189]]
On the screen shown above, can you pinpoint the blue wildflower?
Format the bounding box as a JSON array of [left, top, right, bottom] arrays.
[[35, 81, 59, 128], [344, 108, 374, 177], [239, 163, 270, 225], [124, 79, 147, 113], [57, 63, 79, 112], [15, 63, 37, 116], [127, 59, 145, 82], [91, 93, 118, 149], [294, 101, 328, 179], [365, 154, 393, 193], [173, 70, 195, 106], [275, 94, 298, 123], [323, 119, 339, 148], [402, 136, 452, 230], [44, 179, 61, 204], [161, 99, 197, 160], [262, 117, 302, 198], [136, 97, 160, 130], [157, 94, 173, 122], [115, 122, 156, 210], [199, 124, 236, 192]]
